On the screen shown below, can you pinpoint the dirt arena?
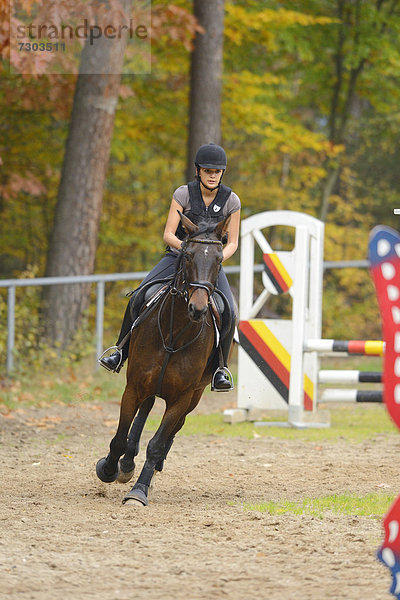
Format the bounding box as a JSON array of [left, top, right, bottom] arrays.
[[0, 392, 398, 600]]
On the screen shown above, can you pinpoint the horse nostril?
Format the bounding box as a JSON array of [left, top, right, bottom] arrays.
[[188, 303, 206, 322]]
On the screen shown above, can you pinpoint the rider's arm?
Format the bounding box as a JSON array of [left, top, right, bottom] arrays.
[[163, 198, 184, 250], [222, 209, 240, 262]]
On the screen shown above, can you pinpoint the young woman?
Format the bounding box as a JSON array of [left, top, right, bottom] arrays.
[[100, 143, 241, 391]]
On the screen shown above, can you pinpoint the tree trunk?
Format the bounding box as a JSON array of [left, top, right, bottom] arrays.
[[186, 0, 225, 182], [319, 167, 339, 222], [42, 9, 129, 349]]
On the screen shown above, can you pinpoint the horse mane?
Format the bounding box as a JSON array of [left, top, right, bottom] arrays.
[[186, 220, 218, 240]]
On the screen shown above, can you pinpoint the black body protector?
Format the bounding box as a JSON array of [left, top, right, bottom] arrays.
[[173, 179, 234, 391], [175, 180, 232, 241]]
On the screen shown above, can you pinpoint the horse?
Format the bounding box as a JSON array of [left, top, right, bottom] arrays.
[[96, 212, 232, 506]]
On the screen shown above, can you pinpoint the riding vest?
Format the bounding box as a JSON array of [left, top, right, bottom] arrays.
[[175, 180, 232, 241]]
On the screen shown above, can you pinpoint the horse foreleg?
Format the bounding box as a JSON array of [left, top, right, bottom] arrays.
[[154, 436, 175, 473], [117, 395, 155, 483], [155, 387, 204, 473], [153, 410, 189, 472], [123, 389, 204, 505], [123, 402, 190, 506], [96, 384, 139, 483]]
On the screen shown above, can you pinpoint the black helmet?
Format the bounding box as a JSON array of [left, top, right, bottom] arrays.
[[195, 143, 227, 170]]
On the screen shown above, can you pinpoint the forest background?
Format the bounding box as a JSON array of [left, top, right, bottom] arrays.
[[1, 0, 400, 370]]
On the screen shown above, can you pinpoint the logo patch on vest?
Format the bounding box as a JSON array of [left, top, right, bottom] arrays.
[[213, 205, 221, 212]]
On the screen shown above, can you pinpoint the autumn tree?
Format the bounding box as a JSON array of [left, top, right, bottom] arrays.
[[186, 0, 225, 181], [40, 2, 133, 349]]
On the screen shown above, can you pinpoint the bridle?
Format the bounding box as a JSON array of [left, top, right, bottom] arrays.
[[158, 235, 223, 346], [177, 237, 223, 301]]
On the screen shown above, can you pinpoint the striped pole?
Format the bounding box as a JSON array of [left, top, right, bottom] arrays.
[[318, 370, 382, 384], [305, 339, 385, 356], [321, 389, 383, 403]]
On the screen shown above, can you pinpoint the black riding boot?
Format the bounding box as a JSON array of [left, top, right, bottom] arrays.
[[99, 350, 126, 373], [99, 298, 136, 373], [211, 319, 236, 392]]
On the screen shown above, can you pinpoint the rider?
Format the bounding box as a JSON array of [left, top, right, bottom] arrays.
[[99, 143, 241, 391]]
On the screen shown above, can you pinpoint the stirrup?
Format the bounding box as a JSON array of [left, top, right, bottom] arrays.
[[98, 346, 123, 372], [211, 367, 234, 391]]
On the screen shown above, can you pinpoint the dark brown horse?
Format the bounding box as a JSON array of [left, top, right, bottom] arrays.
[[96, 213, 231, 505]]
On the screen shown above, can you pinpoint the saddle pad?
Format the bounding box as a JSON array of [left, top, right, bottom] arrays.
[[144, 283, 166, 303]]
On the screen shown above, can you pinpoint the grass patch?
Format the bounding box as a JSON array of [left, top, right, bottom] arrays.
[[0, 361, 126, 409], [1, 357, 396, 444], [320, 355, 383, 372], [147, 406, 396, 443], [240, 492, 395, 519]]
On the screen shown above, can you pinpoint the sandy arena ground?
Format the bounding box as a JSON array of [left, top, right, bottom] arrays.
[[0, 392, 398, 600]]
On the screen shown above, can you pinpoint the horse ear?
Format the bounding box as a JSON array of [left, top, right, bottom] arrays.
[[178, 210, 198, 235], [215, 215, 231, 240]]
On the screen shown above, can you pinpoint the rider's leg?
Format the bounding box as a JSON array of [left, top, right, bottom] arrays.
[[212, 268, 237, 391], [100, 252, 179, 373]]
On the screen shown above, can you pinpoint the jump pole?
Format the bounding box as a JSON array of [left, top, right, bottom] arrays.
[[320, 389, 382, 402], [304, 338, 384, 404], [318, 370, 382, 384]]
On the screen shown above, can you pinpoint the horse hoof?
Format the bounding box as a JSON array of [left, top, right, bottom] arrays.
[[124, 498, 147, 507], [116, 463, 135, 484], [122, 488, 149, 506], [96, 457, 119, 483]]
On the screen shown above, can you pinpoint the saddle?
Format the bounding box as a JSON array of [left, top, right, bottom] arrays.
[[128, 278, 173, 328], [130, 279, 231, 342]]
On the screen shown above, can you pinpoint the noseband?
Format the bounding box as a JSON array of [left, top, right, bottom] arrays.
[[179, 238, 223, 300]]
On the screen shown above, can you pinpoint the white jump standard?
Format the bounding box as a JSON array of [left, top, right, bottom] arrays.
[[225, 210, 383, 427]]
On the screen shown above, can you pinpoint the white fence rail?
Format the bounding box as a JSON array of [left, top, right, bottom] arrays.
[[0, 260, 369, 374], [0, 266, 244, 374]]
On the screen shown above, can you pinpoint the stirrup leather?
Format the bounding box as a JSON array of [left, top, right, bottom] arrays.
[[211, 367, 234, 391], [98, 346, 123, 372]]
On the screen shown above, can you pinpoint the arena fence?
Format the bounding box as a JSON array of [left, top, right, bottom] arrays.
[[1, 260, 367, 375]]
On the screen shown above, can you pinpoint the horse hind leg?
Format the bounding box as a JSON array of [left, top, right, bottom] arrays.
[[117, 396, 155, 483]]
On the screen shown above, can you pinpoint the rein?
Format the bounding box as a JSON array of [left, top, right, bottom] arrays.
[[155, 234, 222, 396]]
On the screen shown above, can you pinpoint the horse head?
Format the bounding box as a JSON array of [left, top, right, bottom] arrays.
[[178, 211, 231, 322]]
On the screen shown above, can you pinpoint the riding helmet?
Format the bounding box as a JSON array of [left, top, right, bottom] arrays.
[[195, 143, 227, 170]]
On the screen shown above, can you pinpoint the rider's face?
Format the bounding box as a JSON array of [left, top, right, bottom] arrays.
[[199, 168, 223, 189]]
